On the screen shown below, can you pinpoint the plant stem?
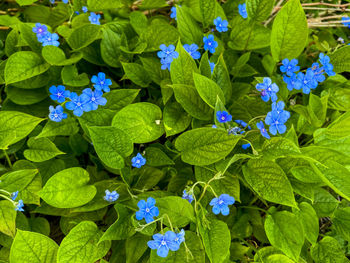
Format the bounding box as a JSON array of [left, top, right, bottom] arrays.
[[3, 150, 12, 168]]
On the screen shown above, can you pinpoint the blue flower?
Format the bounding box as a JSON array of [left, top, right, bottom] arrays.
[[11, 191, 19, 201], [209, 60, 215, 73], [209, 194, 235, 216], [89, 12, 101, 25], [242, 143, 251, 150], [183, 44, 201, 59], [91, 72, 112, 92], [283, 73, 298, 91], [265, 101, 290, 135], [182, 190, 194, 203], [41, 33, 60, 47], [214, 17, 228, 32], [132, 153, 146, 168], [104, 190, 119, 202], [147, 231, 180, 258], [342, 17, 350, 28], [295, 70, 318, 94], [82, 6, 88, 13], [65, 92, 90, 117], [15, 200, 24, 212], [32, 23, 48, 36], [160, 58, 172, 71], [50, 0, 55, 3], [62, 0, 68, 3], [49, 85, 69, 103], [49, 105, 68, 122], [338, 37, 345, 44], [256, 77, 279, 102], [319, 53, 335, 77], [174, 229, 185, 246], [136, 197, 159, 223], [157, 44, 179, 61], [310, 63, 326, 83], [203, 34, 218, 54], [280, 59, 300, 76], [170, 7, 177, 20], [82, 88, 107, 111], [216, 111, 232, 123], [238, 3, 248, 19], [212, 124, 217, 128], [75, 11, 80, 15], [256, 121, 270, 139]]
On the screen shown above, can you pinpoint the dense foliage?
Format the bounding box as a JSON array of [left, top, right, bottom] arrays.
[[0, 0, 350, 262]]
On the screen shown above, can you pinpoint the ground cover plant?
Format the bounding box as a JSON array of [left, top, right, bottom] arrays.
[[0, 0, 350, 262]]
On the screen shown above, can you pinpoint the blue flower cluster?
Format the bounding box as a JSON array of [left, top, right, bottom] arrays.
[[104, 190, 119, 202], [214, 17, 228, 32], [342, 17, 350, 28], [157, 44, 179, 70], [265, 101, 290, 135], [183, 44, 201, 59], [48, 72, 110, 122], [10, 191, 24, 212], [238, 3, 248, 19], [136, 197, 159, 223], [209, 194, 235, 216], [148, 230, 185, 257], [32, 23, 59, 47], [182, 190, 194, 203], [170, 7, 177, 20], [281, 55, 335, 94], [203, 34, 218, 54], [256, 77, 279, 102]]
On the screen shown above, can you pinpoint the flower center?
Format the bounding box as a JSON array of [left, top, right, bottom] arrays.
[[219, 200, 224, 204], [145, 208, 150, 212], [221, 116, 225, 120], [39, 28, 42, 32], [57, 92, 61, 96], [208, 42, 212, 46], [54, 114, 58, 118], [77, 102, 81, 106], [161, 241, 166, 246], [91, 97, 95, 101], [287, 66, 291, 70]]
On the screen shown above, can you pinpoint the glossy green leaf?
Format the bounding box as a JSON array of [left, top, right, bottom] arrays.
[[58, 221, 110, 263], [42, 46, 83, 66], [163, 102, 192, 137], [246, 0, 274, 22], [270, 0, 308, 61], [67, 24, 101, 50], [242, 159, 296, 207], [0, 201, 16, 237], [175, 128, 241, 165], [310, 236, 347, 263], [40, 167, 96, 208], [24, 137, 65, 162], [121, 62, 151, 87], [329, 46, 350, 73], [112, 102, 164, 143], [193, 73, 225, 108]]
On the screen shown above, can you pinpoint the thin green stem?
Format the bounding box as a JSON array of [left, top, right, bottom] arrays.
[[3, 150, 12, 168]]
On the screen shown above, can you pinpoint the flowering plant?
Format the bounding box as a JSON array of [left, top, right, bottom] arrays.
[[0, 0, 350, 262]]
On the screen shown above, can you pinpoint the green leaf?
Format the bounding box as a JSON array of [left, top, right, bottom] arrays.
[[121, 62, 151, 87], [163, 102, 192, 137], [270, 0, 308, 61], [24, 137, 65, 162], [112, 102, 164, 144], [265, 254, 295, 263], [176, 128, 240, 165], [126, 234, 150, 263], [19, 23, 42, 54], [40, 167, 97, 208], [28, 217, 50, 236], [100, 28, 123, 68], [99, 204, 136, 242], [229, 19, 271, 51], [170, 42, 199, 85], [157, 196, 195, 227], [310, 236, 347, 263], [67, 24, 101, 50], [58, 221, 110, 263], [87, 0, 123, 10], [0, 201, 16, 237], [7, 87, 48, 105], [193, 73, 225, 108], [10, 230, 58, 263], [61, 65, 90, 87], [42, 46, 83, 66], [16, 0, 38, 6], [199, 218, 231, 263], [135, 167, 164, 190], [140, 23, 179, 52], [88, 126, 133, 169], [177, 6, 203, 44], [130, 11, 148, 36], [172, 84, 213, 121], [332, 207, 350, 241], [325, 112, 350, 139], [264, 211, 304, 261], [261, 137, 301, 159], [144, 148, 174, 167], [329, 46, 350, 73], [292, 202, 319, 245], [140, 0, 168, 9], [199, 52, 212, 78], [242, 159, 296, 207], [140, 57, 170, 85], [0, 111, 43, 150], [150, 231, 205, 263], [5, 51, 50, 85], [326, 86, 350, 111], [212, 55, 232, 99], [36, 117, 79, 138], [104, 89, 139, 111], [246, 0, 274, 22], [199, 0, 216, 27]]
